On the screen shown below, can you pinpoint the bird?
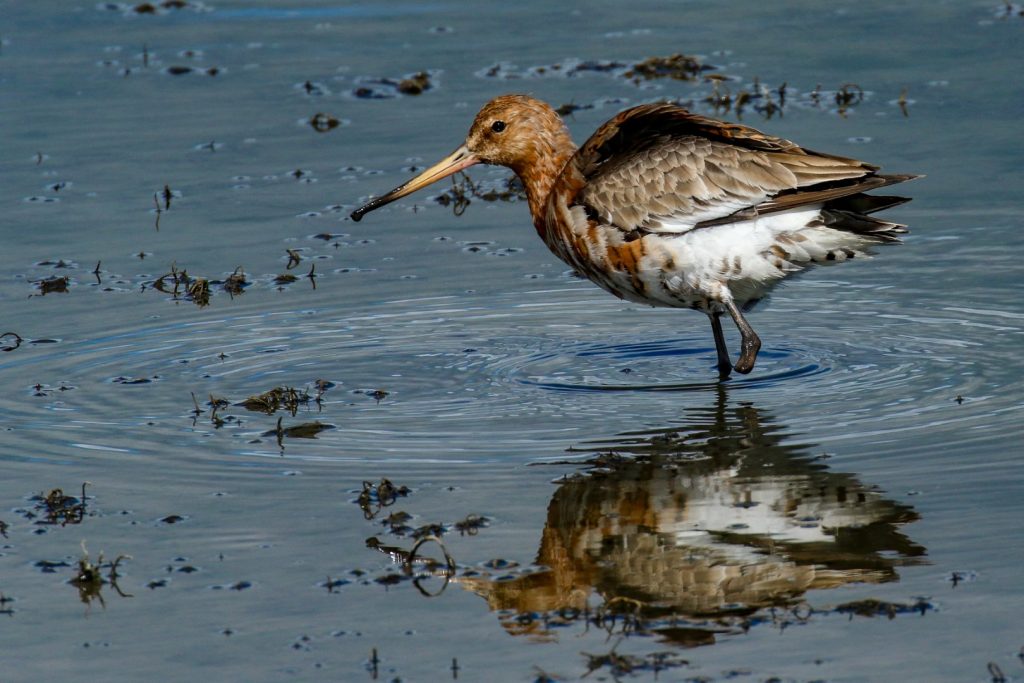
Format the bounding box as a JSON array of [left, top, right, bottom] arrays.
[[351, 94, 918, 378]]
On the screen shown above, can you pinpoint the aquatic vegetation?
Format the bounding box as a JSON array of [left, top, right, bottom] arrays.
[[625, 52, 712, 81], [70, 541, 132, 609], [299, 80, 329, 96], [262, 416, 335, 449], [273, 272, 298, 285], [453, 514, 490, 536], [97, 1, 212, 15], [0, 332, 22, 352], [364, 389, 388, 403], [357, 478, 411, 520], [396, 72, 432, 95], [309, 112, 340, 132], [26, 483, 91, 526], [217, 267, 248, 297], [834, 82, 865, 117], [582, 644, 689, 679], [238, 384, 322, 416], [366, 534, 456, 575], [554, 100, 594, 117], [164, 65, 222, 76], [834, 597, 934, 618], [158, 184, 175, 210], [432, 172, 526, 217], [150, 265, 211, 307], [997, 1, 1024, 18], [351, 71, 436, 99], [35, 275, 69, 295]]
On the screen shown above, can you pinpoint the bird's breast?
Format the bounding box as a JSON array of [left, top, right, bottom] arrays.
[[541, 200, 705, 308]]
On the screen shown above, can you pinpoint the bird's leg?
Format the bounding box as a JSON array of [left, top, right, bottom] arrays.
[[724, 299, 761, 374], [708, 312, 733, 379]]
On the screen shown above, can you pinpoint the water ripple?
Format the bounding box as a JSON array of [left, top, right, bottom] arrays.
[[0, 287, 1018, 463]]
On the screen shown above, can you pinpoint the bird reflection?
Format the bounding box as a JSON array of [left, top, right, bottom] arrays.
[[464, 386, 926, 644]]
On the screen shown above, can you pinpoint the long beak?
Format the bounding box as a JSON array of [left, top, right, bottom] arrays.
[[350, 144, 479, 222]]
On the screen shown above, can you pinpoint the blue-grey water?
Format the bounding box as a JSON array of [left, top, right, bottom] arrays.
[[1, 1, 1022, 681]]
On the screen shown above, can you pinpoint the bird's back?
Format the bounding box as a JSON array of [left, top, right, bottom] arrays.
[[541, 103, 918, 309]]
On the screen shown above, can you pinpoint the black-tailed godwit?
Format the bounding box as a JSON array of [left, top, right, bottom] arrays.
[[351, 94, 917, 377]]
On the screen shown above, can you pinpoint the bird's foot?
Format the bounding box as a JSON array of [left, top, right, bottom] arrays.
[[733, 337, 761, 374], [716, 360, 733, 380]]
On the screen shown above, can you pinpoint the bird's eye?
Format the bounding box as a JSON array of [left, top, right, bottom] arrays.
[[491, 120, 506, 133]]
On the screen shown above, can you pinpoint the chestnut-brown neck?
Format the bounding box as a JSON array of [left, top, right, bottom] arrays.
[[507, 127, 576, 237]]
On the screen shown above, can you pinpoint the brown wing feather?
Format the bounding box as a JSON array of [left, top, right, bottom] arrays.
[[571, 103, 892, 234]]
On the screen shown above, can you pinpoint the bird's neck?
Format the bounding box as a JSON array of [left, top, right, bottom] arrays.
[[508, 128, 576, 236]]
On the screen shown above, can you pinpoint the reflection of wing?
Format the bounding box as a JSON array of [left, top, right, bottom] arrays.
[[461, 397, 925, 639], [571, 103, 904, 233]]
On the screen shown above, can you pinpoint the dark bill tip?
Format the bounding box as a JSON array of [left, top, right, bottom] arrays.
[[347, 145, 478, 223], [350, 193, 396, 222]]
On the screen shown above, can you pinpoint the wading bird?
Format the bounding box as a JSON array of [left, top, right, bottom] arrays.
[[351, 95, 917, 378]]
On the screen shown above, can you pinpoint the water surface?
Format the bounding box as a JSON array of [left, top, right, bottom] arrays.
[[1, 1, 1022, 681]]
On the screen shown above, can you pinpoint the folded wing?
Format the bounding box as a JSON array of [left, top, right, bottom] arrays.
[[571, 103, 904, 234]]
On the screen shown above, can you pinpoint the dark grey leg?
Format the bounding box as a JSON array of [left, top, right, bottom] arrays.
[[709, 312, 733, 378], [724, 299, 761, 374]]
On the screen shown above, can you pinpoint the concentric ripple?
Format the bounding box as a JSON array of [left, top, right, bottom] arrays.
[[0, 285, 1015, 463]]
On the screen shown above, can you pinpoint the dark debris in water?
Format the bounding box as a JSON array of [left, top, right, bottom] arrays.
[[478, 54, 713, 82], [238, 383, 328, 416], [834, 597, 935, 619], [432, 172, 526, 217], [480, 592, 937, 646], [351, 71, 435, 99], [34, 275, 70, 296], [112, 375, 159, 384], [262, 416, 335, 449], [213, 267, 248, 297], [300, 80, 329, 96], [357, 478, 410, 519], [478, 58, 627, 80], [164, 65, 221, 77], [36, 258, 77, 269], [98, 1, 211, 15], [555, 100, 594, 117], [396, 72, 432, 95], [193, 382, 333, 437], [1, 332, 23, 352], [365, 534, 456, 578], [149, 264, 213, 306], [453, 514, 490, 536], [31, 381, 75, 397], [309, 112, 340, 133], [364, 388, 389, 403], [997, 1, 1024, 18], [625, 53, 713, 81], [35, 559, 72, 573], [989, 661, 1008, 683], [476, 54, 897, 123], [701, 75, 789, 121], [583, 644, 689, 679], [274, 272, 298, 286], [22, 483, 91, 527]]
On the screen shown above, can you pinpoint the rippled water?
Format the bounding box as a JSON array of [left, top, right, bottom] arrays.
[[2, 1, 1022, 681]]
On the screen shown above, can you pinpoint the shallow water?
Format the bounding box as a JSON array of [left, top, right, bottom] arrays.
[[2, 1, 1022, 681]]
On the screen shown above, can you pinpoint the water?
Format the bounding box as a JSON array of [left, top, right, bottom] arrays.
[[1, 1, 1022, 681]]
